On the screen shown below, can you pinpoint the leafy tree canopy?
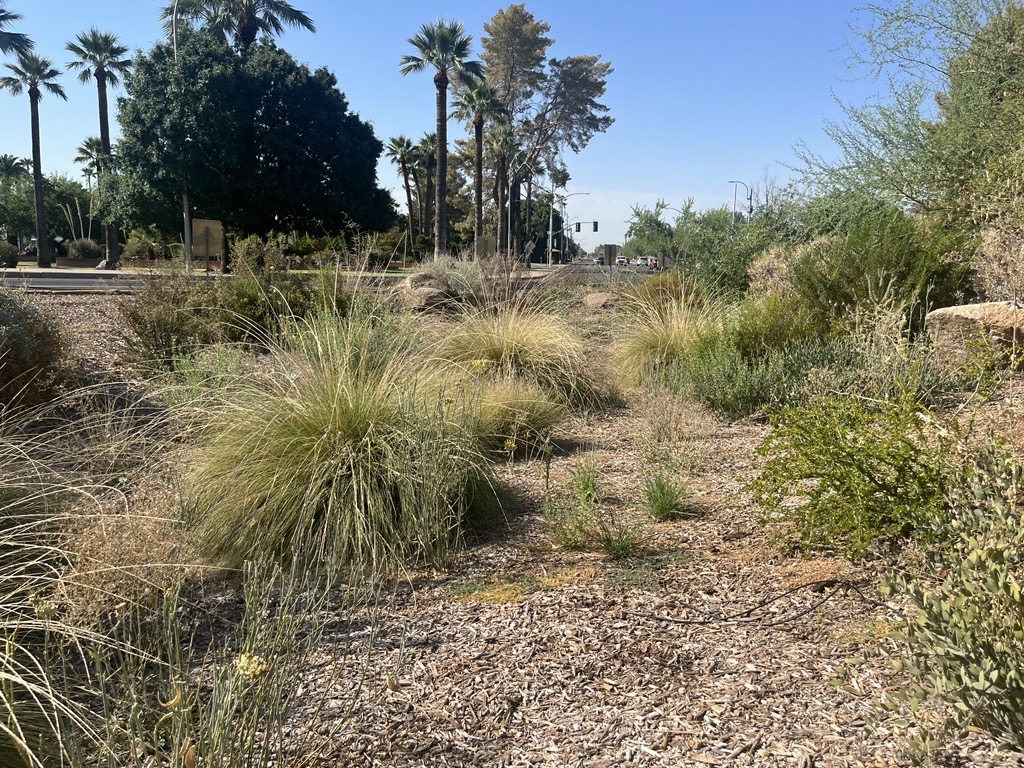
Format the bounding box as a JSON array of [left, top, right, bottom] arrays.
[[108, 31, 394, 237]]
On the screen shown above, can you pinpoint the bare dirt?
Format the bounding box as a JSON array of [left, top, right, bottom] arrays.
[[28, 291, 1024, 768]]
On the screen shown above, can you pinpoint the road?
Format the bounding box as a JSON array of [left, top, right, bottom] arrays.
[[1, 268, 147, 292]]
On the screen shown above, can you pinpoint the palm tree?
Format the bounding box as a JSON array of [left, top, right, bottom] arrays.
[[385, 135, 417, 253], [0, 1, 31, 57], [67, 28, 130, 265], [74, 136, 103, 189], [161, 0, 315, 54], [0, 153, 28, 180], [0, 52, 66, 268], [414, 133, 437, 253], [453, 78, 505, 257], [400, 19, 482, 260]]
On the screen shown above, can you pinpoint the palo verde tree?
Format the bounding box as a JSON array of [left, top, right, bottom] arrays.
[[66, 28, 131, 265], [400, 18, 483, 260], [0, 52, 65, 267]]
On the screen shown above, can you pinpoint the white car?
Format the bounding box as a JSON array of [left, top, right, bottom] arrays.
[[634, 256, 650, 267], [615, 255, 628, 266]]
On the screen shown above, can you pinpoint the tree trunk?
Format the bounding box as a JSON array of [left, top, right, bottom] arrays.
[[29, 90, 50, 268], [433, 69, 448, 260], [473, 114, 484, 258], [96, 70, 120, 266], [400, 159, 415, 258], [496, 154, 507, 256]]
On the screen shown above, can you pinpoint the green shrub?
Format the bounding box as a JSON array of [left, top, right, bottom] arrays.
[[787, 209, 973, 328], [230, 233, 290, 275], [543, 451, 600, 550], [749, 391, 953, 556], [0, 289, 67, 404], [184, 309, 495, 573], [0, 241, 19, 268], [643, 473, 694, 521], [888, 450, 1024, 747], [468, 377, 566, 458], [122, 228, 170, 261], [67, 238, 103, 260]]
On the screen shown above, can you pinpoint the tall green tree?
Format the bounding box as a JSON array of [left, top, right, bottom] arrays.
[[452, 78, 505, 256], [67, 28, 131, 265], [385, 134, 417, 251], [160, 0, 315, 54], [0, 52, 65, 267], [400, 19, 483, 259], [0, 0, 31, 57], [111, 33, 393, 237], [479, 6, 613, 255]]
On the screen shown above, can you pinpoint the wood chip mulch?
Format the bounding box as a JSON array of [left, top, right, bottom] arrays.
[[29, 293, 1024, 768]]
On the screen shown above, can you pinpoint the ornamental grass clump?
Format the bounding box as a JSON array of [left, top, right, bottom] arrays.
[[186, 307, 496, 573], [614, 285, 723, 386], [435, 305, 614, 411]]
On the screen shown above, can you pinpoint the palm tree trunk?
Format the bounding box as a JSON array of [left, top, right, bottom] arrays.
[[96, 71, 120, 266], [433, 69, 448, 260], [473, 115, 484, 258], [29, 90, 50, 268], [400, 159, 414, 256], [496, 154, 507, 256]]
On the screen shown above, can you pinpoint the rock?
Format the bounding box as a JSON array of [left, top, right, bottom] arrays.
[[583, 292, 618, 310], [394, 273, 456, 312], [926, 300, 1024, 367]]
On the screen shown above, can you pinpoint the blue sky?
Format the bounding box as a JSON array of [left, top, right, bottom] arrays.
[[0, 1, 883, 250]]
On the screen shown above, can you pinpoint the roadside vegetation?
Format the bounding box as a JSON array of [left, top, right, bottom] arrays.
[[3, 0, 1024, 764]]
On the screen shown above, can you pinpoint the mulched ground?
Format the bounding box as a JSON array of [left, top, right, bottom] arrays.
[[26, 291, 1024, 768]]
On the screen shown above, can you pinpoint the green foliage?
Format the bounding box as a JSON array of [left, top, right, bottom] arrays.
[[543, 450, 600, 550], [112, 32, 395, 237], [185, 307, 495, 572], [643, 472, 694, 521], [468, 377, 566, 458], [750, 392, 953, 556], [0, 289, 66, 404], [0, 240, 18, 267], [787, 207, 972, 326], [121, 227, 170, 261], [888, 450, 1024, 747], [118, 272, 326, 367], [67, 237, 102, 259]]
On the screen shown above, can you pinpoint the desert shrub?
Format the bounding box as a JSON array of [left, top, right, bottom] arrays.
[[67, 238, 102, 260], [118, 274, 223, 366], [184, 308, 495, 573], [888, 450, 1024, 747], [0, 289, 67, 404], [787, 209, 973, 328], [750, 391, 954, 556], [230, 233, 290, 275], [643, 472, 695, 521], [436, 305, 615, 411], [0, 240, 20, 267], [543, 450, 600, 550], [623, 269, 708, 308]]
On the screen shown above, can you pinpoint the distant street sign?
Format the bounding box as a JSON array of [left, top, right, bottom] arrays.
[[191, 219, 224, 271]]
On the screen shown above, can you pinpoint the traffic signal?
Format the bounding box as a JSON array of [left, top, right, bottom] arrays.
[[593, 221, 599, 232], [575, 222, 581, 232]]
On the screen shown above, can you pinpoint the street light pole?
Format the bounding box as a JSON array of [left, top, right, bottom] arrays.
[[728, 180, 752, 231]]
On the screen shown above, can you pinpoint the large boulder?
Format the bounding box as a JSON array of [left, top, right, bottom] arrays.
[[395, 273, 456, 313], [583, 291, 618, 311], [926, 300, 1024, 367]]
